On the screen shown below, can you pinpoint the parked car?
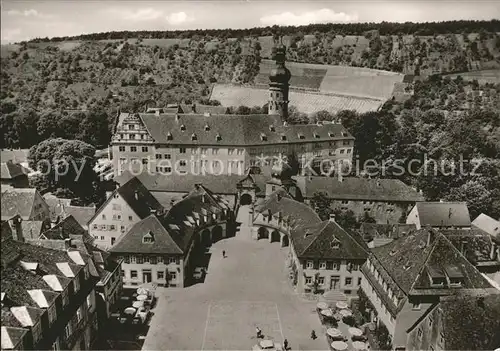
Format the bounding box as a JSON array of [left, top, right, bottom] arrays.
[[193, 267, 206, 280]]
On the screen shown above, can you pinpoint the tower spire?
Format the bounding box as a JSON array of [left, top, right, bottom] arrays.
[[268, 39, 291, 121]]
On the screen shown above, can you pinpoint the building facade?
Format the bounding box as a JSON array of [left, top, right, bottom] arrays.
[[1, 188, 51, 222], [295, 176, 424, 224], [88, 177, 164, 249], [110, 183, 233, 288]]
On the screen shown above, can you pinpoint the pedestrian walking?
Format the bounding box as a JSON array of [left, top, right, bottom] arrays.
[[256, 326, 262, 338], [283, 338, 288, 350], [222, 250, 226, 258], [310, 330, 316, 340]]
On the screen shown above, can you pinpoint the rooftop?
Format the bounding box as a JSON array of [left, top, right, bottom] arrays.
[[116, 112, 353, 147], [294, 176, 424, 202], [1, 188, 38, 220], [290, 220, 368, 260], [413, 202, 471, 227], [472, 213, 500, 241], [0, 161, 28, 180], [358, 223, 417, 243]]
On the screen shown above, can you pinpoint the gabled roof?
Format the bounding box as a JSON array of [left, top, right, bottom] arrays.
[[43, 194, 72, 222], [414, 202, 471, 227], [92, 176, 163, 224], [0, 161, 28, 180], [109, 215, 182, 255], [130, 112, 353, 146], [254, 190, 321, 230], [291, 221, 368, 260], [440, 293, 500, 350], [472, 213, 500, 240], [62, 205, 95, 229], [1, 188, 38, 220], [42, 215, 87, 240], [370, 229, 493, 297], [294, 176, 424, 202], [110, 184, 227, 255], [115, 170, 247, 195]]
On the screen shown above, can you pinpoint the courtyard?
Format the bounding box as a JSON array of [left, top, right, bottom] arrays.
[[143, 207, 328, 350]]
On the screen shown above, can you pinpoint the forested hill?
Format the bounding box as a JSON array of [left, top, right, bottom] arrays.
[[1, 20, 499, 151], [24, 20, 500, 42]]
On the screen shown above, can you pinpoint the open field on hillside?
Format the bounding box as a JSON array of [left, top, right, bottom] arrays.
[[256, 59, 403, 100], [442, 69, 500, 84], [210, 84, 384, 115]]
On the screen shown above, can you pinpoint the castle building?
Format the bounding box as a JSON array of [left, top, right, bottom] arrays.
[[110, 44, 354, 177]]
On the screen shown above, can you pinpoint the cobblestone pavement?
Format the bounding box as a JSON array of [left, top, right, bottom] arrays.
[[143, 208, 328, 351]]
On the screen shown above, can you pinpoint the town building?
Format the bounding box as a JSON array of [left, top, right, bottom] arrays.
[[110, 44, 355, 178], [1, 233, 100, 350], [88, 177, 164, 250], [406, 202, 471, 229], [110, 183, 232, 288], [289, 218, 368, 296], [1, 161, 29, 188], [472, 213, 500, 239], [294, 176, 424, 224], [360, 228, 498, 350], [405, 292, 500, 351], [250, 189, 368, 296], [1, 188, 51, 222]]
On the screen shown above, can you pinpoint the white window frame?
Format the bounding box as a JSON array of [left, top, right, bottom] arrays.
[[319, 261, 326, 269], [306, 260, 314, 269]]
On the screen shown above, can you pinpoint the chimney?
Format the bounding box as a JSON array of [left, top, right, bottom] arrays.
[[10, 217, 24, 242], [192, 103, 196, 113], [175, 114, 180, 122], [460, 240, 467, 255], [151, 209, 157, 216], [439, 199, 444, 203], [329, 213, 336, 223], [106, 191, 113, 199], [135, 191, 139, 201], [283, 121, 288, 127]]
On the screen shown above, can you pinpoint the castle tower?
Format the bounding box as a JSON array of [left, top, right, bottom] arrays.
[[268, 42, 291, 121]]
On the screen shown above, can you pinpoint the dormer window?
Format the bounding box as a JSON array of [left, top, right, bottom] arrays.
[[180, 124, 186, 131], [328, 132, 334, 137], [167, 132, 173, 141], [191, 133, 197, 141], [260, 133, 267, 141], [331, 239, 340, 249], [314, 133, 320, 139], [216, 134, 222, 141], [269, 125, 275, 132], [143, 231, 154, 244], [342, 132, 348, 137], [204, 124, 210, 131], [298, 133, 305, 140], [281, 134, 287, 141]]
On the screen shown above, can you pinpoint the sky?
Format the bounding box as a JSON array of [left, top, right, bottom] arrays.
[[1, 0, 499, 43]]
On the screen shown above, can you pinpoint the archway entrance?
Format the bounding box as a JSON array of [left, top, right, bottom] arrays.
[[282, 234, 289, 247], [240, 193, 253, 206], [258, 227, 269, 240], [201, 229, 211, 247], [212, 226, 223, 243], [271, 230, 280, 243]]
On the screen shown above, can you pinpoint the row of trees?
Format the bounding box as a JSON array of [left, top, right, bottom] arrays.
[[28, 20, 500, 43], [0, 104, 112, 149]]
